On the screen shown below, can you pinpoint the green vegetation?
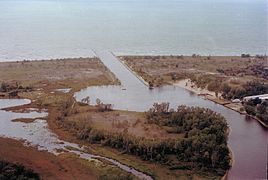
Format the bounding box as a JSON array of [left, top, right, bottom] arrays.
[[0, 82, 32, 92], [222, 81, 268, 100], [146, 103, 230, 173], [0, 160, 39, 180], [0, 81, 33, 97], [244, 98, 268, 125], [59, 100, 230, 176], [241, 54, 250, 58], [122, 55, 268, 101]]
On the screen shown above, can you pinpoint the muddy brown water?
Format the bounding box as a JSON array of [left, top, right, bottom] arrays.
[[75, 51, 268, 179]]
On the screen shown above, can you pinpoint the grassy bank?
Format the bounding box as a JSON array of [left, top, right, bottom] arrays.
[[54, 95, 230, 179], [0, 58, 132, 179], [0, 56, 237, 179], [121, 55, 268, 127]]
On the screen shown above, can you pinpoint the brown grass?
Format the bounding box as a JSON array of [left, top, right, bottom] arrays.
[[0, 57, 118, 93], [0, 56, 229, 180], [121, 56, 268, 88], [0, 137, 97, 180], [65, 103, 183, 140]]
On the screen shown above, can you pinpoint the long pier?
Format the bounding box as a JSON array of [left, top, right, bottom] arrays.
[[94, 50, 147, 89]]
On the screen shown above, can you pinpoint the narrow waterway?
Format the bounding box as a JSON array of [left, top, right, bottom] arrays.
[[0, 99, 153, 180], [75, 51, 268, 179]]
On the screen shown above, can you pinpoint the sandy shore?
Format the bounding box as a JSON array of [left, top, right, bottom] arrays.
[[0, 57, 230, 179], [175, 79, 237, 180], [174, 79, 246, 111], [175, 79, 268, 128], [174, 79, 217, 98]]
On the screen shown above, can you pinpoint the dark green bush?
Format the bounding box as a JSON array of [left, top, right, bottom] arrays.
[[0, 161, 39, 180]]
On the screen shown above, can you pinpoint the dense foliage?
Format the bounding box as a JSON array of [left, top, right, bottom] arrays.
[[222, 81, 268, 100], [147, 104, 230, 171], [244, 98, 268, 125], [0, 161, 39, 180], [249, 64, 268, 80], [0, 82, 32, 93], [62, 103, 230, 175]]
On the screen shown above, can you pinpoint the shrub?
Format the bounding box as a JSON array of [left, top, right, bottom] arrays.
[[0, 161, 40, 180]]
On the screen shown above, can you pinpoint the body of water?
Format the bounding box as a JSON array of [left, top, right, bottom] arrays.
[[1, 0, 267, 178], [0, 99, 153, 180], [0, 0, 267, 61], [75, 51, 268, 179]]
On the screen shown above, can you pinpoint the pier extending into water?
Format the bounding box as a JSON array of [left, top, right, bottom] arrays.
[[75, 50, 268, 179]]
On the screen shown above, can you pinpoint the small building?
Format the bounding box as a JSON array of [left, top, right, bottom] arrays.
[[232, 99, 241, 103], [243, 94, 268, 102]]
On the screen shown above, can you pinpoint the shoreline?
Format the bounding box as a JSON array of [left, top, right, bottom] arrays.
[[0, 55, 256, 63], [0, 97, 153, 180], [0, 57, 232, 179], [2, 54, 266, 65], [116, 59, 235, 179], [174, 79, 217, 98], [171, 80, 236, 180], [119, 70, 235, 179], [118, 56, 149, 86], [174, 79, 268, 128], [246, 114, 268, 128], [173, 79, 234, 180], [221, 125, 234, 180], [121, 63, 246, 117], [1, 55, 267, 179]]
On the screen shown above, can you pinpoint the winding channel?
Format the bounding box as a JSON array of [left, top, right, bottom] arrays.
[[0, 51, 267, 179], [0, 100, 153, 180], [75, 51, 268, 179]]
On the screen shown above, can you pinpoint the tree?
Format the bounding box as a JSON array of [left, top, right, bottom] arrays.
[[81, 96, 90, 104], [0, 82, 7, 92]]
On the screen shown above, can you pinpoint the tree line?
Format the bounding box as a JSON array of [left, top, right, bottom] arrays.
[[60, 102, 230, 175], [147, 103, 230, 172], [244, 98, 268, 125], [222, 81, 268, 100]]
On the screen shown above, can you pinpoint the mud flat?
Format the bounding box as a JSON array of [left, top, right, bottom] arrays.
[[0, 56, 225, 179], [0, 58, 148, 179], [1, 54, 267, 179]]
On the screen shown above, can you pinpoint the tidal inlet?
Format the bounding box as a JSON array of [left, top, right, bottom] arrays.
[[0, 0, 267, 180]]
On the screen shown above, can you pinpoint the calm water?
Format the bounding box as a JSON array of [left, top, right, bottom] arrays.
[[0, 0, 267, 61], [0, 99, 153, 180], [75, 51, 268, 179]]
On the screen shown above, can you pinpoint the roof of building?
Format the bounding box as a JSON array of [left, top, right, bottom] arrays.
[[243, 94, 268, 101]]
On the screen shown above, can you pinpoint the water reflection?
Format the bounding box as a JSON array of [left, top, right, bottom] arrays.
[[75, 51, 268, 179], [0, 99, 153, 180]]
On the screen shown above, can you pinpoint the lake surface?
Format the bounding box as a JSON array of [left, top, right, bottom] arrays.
[[75, 51, 268, 179], [0, 0, 267, 61]]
